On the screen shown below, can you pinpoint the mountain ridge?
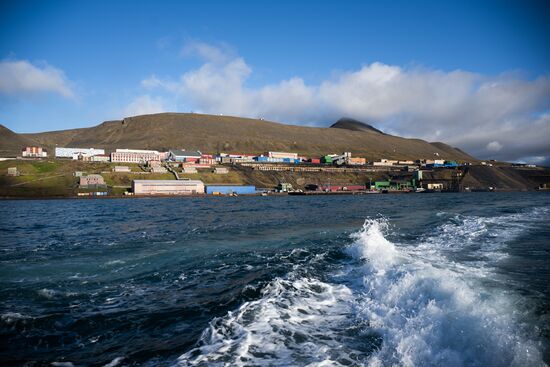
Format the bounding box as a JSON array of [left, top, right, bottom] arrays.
[[1, 113, 475, 161]]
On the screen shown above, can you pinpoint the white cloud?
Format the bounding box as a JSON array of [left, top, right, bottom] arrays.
[[140, 43, 550, 162], [0, 59, 75, 99], [181, 40, 235, 63], [486, 141, 503, 152], [124, 95, 168, 117]]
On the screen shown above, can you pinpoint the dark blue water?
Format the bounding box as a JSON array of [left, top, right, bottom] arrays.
[[1, 193, 549, 366]]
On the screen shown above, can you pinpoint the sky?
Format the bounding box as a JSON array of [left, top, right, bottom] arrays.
[[0, 0, 549, 163]]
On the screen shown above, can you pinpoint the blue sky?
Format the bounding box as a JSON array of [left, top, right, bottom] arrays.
[[0, 0, 549, 162]]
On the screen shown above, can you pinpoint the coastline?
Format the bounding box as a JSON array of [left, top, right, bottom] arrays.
[[0, 189, 546, 201]]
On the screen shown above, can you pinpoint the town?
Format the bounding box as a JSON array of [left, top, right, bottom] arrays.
[[3, 145, 541, 197]]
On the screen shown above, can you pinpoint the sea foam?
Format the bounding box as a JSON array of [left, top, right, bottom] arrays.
[[177, 216, 546, 367], [347, 218, 545, 367]]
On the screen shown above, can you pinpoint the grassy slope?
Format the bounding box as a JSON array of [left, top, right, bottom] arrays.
[[1, 159, 547, 197], [16, 113, 474, 161]]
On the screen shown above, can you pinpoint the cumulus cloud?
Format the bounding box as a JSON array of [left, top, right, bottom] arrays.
[[141, 42, 550, 163], [124, 95, 169, 117], [486, 141, 503, 152], [0, 59, 75, 99]]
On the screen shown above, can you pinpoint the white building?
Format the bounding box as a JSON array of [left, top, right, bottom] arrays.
[[55, 147, 105, 159], [111, 149, 160, 163], [267, 151, 299, 160], [133, 180, 204, 195]]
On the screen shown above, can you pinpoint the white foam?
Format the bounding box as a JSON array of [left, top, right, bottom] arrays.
[[177, 277, 366, 366], [103, 356, 125, 367], [1, 312, 31, 324], [177, 214, 547, 367], [347, 218, 546, 367]]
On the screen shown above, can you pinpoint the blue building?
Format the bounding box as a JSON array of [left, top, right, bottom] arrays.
[[206, 185, 256, 195]]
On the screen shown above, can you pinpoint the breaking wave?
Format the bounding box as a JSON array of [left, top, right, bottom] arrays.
[[177, 212, 547, 366]]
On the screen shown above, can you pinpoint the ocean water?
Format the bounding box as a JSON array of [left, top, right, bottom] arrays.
[[1, 193, 549, 366]]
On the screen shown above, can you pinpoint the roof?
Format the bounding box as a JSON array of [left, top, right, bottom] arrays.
[[133, 180, 204, 185], [86, 174, 104, 178], [170, 149, 201, 157]]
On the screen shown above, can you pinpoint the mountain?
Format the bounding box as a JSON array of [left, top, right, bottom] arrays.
[[330, 117, 385, 134], [1, 113, 475, 161]]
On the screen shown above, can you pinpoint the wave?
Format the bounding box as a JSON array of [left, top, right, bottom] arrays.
[[346, 219, 545, 367], [177, 215, 547, 367]]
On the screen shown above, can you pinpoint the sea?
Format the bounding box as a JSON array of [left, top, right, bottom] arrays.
[[1, 192, 549, 366]]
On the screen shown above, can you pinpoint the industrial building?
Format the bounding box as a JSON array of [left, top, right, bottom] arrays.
[[348, 157, 366, 165], [55, 147, 105, 159], [206, 185, 256, 195], [168, 150, 202, 162], [267, 151, 298, 160], [133, 180, 204, 195], [22, 146, 47, 158], [111, 149, 160, 163]]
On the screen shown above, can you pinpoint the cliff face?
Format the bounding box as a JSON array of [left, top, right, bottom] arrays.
[[0, 113, 474, 161]]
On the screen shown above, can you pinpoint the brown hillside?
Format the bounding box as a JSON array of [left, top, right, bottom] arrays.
[[0, 125, 40, 157], [2, 113, 474, 161]]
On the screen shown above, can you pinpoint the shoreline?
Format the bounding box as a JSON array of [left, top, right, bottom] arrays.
[[0, 189, 545, 201]]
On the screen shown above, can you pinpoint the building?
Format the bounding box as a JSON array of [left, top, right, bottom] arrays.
[[158, 151, 170, 161], [22, 146, 47, 158], [321, 155, 333, 164], [168, 149, 202, 162], [113, 166, 131, 173], [205, 185, 256, 195], [182, 166, 197, 174], [214, 167, 228, 174], [55, 147, 105, 159], [111, 149, 160, 163], [79, 174, 105, 187], [7, 167, 19, 176], [133, 180, 204, 195], [348, 157, 366, 165], [74, 171, 85, 177], [151, 166, 167, 173], [267, 151, 298, 160], [277, 182, 293, 192], [427, 183, 444, 190], [199, 157, 216, 165], [90, 154, 110, 162], [147, 160, 167, 173]]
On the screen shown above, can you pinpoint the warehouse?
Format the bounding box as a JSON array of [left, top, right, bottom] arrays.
[[168, 149, 202, 162], [267, 151, 298, 160], [133, 180, 204, 195], [206, 185, 256, 195], [55, 147, 105, 159]]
